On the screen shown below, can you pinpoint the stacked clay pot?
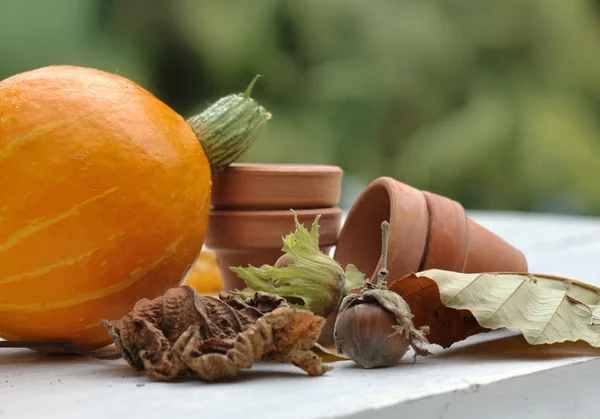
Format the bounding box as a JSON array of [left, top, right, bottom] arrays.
[[205, 163, 344, 290]]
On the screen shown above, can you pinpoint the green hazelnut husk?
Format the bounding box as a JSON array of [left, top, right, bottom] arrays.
[[229, 211, 365, 318]]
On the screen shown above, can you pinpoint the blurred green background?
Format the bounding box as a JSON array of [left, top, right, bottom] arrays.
[[3, 0, 600, 213]]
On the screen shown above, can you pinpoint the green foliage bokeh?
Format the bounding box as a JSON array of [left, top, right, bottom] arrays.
[[2, 0, 600, 213]]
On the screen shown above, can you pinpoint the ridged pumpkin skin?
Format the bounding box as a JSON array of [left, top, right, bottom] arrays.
[[0, 66, 211, 348]]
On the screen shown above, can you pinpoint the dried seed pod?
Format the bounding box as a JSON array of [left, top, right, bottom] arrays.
[[100, 287, 332, 381], [334, 222, 430, 369]]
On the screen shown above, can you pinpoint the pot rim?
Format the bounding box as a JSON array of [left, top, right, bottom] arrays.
[[206, 207, 343, 249], [334, 177, 429, 283], [209, 207, 343, 218], [214, 163, 344, 175], [421, 191, 470, 272], [211, 164, 344, 210]]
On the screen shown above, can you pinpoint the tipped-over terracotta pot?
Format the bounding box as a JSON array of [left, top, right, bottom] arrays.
[[206, 207, 343, 290], [334, 177, 527, 283], [211, 163, 343, 210]]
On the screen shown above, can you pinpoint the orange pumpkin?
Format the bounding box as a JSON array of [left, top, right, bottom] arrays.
[[0, 66, 211, 348], [183, 249, 223, 295]]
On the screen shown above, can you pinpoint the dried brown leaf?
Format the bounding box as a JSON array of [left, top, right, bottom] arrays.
[[311, 343, 349, 363], [390, 270, 600, 349], [388, 274, 486, 348]]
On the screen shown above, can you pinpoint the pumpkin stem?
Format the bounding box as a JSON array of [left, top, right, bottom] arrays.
[[187, 75, 271, 173], [243, 74, 262, 99], [0, 340, 122, 360]]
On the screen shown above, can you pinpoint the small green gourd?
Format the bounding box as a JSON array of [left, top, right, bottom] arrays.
[[187, 75, 271, 173]]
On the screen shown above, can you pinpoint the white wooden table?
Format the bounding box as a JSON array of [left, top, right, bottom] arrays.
[[2, 211, 599, 419]]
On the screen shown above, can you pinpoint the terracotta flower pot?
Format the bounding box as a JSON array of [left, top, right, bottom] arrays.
[[206, 207, 343, 290], [420, 191, 469, 272], [206, 163, 344, 290], [463, 217, 527, 273], [334, 177, 527, 283], [211, 163, 343, 210], [334, 177, 430, 283]]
